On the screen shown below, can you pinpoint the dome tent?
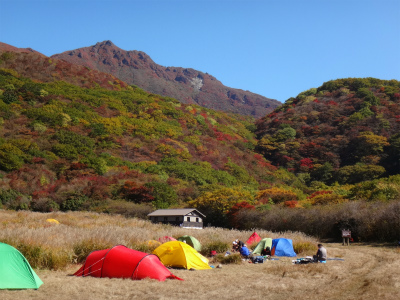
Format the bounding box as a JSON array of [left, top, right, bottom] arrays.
[[271, 238, 297, 257], [74, 245, 182, 281], [252, 238, 273, 255], [153, 241, 211, 270], [177, 235, 201, 251], [0, 242, 43, 289]]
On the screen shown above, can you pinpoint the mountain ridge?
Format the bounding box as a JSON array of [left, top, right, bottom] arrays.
[[0, 42, 45, 56], [51, 40, 280, 118], [0, 43, 128, 91]]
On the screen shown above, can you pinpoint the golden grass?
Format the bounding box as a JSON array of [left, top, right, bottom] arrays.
[[0, 209, 318, 269], [1, 210, 400, 299]]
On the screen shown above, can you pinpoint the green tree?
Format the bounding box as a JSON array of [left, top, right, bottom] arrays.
[[335, 164, 386, 184], [311, 162, 334, 184], [352, 132, 389, 161], [144, 182, 178, 209], [0, 143, 25, 171]]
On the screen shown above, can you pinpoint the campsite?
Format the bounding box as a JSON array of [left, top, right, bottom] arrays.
[[1, 210, 399, 300]]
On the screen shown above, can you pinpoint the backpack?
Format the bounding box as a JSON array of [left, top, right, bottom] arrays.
[[251, 256, 265, 264]]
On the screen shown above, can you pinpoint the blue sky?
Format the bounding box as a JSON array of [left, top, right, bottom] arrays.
[[0, 0, 399, 103]]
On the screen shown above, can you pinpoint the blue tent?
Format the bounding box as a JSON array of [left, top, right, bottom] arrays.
[[271, 238, 297, 257]]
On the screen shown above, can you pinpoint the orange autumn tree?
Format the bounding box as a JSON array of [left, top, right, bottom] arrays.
[[189, 187, 254, 227], [227, 201, 255, 228], [255, 187, 298, 205]]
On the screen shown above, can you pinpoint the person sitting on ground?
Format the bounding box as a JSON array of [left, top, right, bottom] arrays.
[[239, 244, 250, 258], [232, 241, 239, 252], [261, 246, 271, 256], [237, 239, 244, 248], [313, 243, 327, 263]]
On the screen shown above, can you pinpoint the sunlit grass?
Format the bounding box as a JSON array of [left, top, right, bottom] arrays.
[[0, 209, 318, 270]]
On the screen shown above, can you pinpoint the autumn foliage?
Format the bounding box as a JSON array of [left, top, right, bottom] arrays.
[[1, 50, 400, 240]]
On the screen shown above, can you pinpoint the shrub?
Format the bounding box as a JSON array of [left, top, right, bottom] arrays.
[[292, 241, 317, 255], [0, 143, 26, 171], [5, 242, 70, 270], [121, 181, 154, 204], [356, 88, 380, 105], [60, 194, 89, 211], [81, 156, 107, 175], [256, 187, 298, 204], [349, 179, 400, 201], [211, 253, 242, 264], [32, 122, 47, 133], [335, 164, 386, 184], [73, 239, 113, 263], [200, 241, 230, 257], [284, 200, 298, 208], [89, 123, 107, 137], [31, 198, 60, 212], [53, 130, 95, 151], [0, 189, 20, 205], [307, 190, 345, 205], [131, 241, 161, 253], [52, 143, 78, 160]]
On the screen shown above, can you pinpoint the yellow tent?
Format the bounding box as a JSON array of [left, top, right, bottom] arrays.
[[46, 219, 59, 224], [153, 241, 211, 270]]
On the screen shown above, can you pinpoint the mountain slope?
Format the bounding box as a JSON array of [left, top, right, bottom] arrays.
[[0, 42, 45, 56], [51, 41, 280, 118], [0, 52, 281, 219], [0, 45, 128, 91], [255, 78, 400, 184]]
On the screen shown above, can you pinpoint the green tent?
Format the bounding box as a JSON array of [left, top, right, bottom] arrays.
[[0, 242, 43, 289], [252, 238, 273, 255], [177, 235, 202, 251]]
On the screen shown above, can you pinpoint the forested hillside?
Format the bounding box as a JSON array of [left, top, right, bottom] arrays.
[[256, 78, 400, 184], [1, 48, 400, 240], [0, 50, 284, 226]]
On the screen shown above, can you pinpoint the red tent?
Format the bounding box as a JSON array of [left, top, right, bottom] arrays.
[[158, 236, 177, 243], [246, 232, 261, 245], [74, 245, 182, 281]]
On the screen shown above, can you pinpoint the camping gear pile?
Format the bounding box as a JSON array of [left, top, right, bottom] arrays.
[[292, 257, 316, 264]]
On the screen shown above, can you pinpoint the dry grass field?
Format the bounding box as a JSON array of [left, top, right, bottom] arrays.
[[1, 210, 400, 300]]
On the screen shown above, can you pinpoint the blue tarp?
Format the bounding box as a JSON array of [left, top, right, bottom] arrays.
[[271, 238, 297, 257]]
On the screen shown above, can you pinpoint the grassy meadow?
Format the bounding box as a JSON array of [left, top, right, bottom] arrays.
[[1, 210, 399, 300]]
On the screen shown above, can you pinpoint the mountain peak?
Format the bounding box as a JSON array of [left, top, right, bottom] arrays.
[[52, 41, 280, 117], [96, 40, 115, 47]]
